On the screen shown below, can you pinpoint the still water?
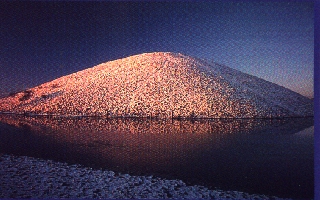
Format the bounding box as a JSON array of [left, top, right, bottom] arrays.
[[0, 114, 314, 199]]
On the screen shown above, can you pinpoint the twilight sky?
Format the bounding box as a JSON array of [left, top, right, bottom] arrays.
[[0, 1, 314, 98]]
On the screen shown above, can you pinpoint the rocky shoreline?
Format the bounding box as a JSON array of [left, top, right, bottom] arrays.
[[0, 154, 295, 199]]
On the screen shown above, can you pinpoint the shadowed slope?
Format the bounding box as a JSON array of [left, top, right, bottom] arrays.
[[0, 52, 313, 118]]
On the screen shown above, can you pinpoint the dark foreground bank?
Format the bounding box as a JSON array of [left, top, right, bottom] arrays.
[[0, 154, 296, 199]]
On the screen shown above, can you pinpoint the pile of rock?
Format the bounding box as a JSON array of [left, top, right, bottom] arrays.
[[0, 52, 313, 118]]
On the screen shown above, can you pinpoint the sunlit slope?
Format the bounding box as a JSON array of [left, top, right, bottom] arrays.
[[0, 52, 313, 118]]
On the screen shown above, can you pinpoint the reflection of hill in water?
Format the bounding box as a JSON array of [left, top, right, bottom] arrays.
[[0, 115, 314, 199]]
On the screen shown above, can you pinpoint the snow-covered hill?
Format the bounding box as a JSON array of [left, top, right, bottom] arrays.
[[0, 52, 313, 118]]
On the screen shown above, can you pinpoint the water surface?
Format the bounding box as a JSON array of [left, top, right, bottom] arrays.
[[0, 115, 313, 199]]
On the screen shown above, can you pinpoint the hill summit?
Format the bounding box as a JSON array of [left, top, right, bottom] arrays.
[[0, 52, 313, 118]]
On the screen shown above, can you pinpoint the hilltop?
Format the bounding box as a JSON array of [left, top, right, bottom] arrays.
[[0, 52, 313, 118]]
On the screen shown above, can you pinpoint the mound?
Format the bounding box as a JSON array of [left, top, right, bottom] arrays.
[[0, 52, 313, 118]]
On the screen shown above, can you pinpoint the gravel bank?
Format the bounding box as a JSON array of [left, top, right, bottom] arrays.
[[0, 154, 293, 199]]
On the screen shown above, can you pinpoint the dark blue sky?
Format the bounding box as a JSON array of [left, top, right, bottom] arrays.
[[0, 1, 314, 98]]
